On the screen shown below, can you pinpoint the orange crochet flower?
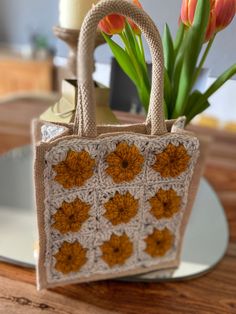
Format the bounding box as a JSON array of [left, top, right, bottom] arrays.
[[104, 192, 139, 225], [52, 198, 90, 234], [100, 234, 133, 267], [149, 189, 181, 220], [152, 144, 190, 178], [54, 241, 87, 274], [53, 150, 95, 189], [144, 228, 173, 257], [105, 142, 144, 183]]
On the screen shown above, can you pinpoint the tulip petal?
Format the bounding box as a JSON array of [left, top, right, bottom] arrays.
[[188, 0, 198, 24], [215, 0, 236, 31], [98, 14, 125, 35], [128, 19, 141, 35], [205, 9, 216, 41], [127, 0, 142, 34], [132, 0, 142, 9], [181, 0, 190, 25]]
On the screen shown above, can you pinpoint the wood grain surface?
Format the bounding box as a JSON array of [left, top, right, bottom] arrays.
[[0, 58, 53, 97], [0, 99, 235, 314]]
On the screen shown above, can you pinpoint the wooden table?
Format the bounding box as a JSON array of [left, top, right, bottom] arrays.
[[0, 100, 236, 314]]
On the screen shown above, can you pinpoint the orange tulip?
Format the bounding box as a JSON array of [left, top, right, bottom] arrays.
[[128, 0, 143, 35], [181, 0, 198, 26], [98, 14, 125, 35], [215, 0, 236, 31], [205, 9, 217, 41], [133, 0, 142, 8], [181, 0, 217, 41]]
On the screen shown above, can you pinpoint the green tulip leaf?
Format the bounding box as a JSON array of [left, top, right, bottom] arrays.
[[164, 68, 172, 118], [163, 99, 168, 120], [103, 33, 139, 86], [124, 22, 137, 56], [124, 23, 150, 93], [137, 84, 150, 112], [163, 24, 175, 79], [185, 91, 210, 123], [203, 64, 236, 99], [185, 64, 236, 123], [174, 22, 185, 54], [171, 28, 190, 111], [173, 0, 210, 118]]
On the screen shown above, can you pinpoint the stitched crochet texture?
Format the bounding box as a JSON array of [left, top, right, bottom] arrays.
[[144, 227, 173, 257], [54, 241, 87, 274], [43, 133, 199, 284], [152, 143, 190, 178], [53, 150, 95, 188], [52, 198, 90, 234], [105, 142, 144, 183], [104, 191, 139, 225], [100, 233, 133, 267], [149, 189, 181, 220]]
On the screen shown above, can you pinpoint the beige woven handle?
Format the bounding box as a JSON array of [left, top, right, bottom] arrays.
[[75, 0, 167, 137]]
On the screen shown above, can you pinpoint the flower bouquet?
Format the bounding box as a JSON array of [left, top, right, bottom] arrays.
[[99, 0, 236, 124]]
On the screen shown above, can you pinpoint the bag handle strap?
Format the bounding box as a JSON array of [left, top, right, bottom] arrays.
[[74, 0, 167, 137]]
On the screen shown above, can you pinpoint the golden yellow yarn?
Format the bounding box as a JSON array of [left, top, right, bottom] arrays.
[[149, 189, 181, 220], [53, 150, 95, 188], [105, 142, 144, 183], [100, 234, 133, 267], [144, 228, 173, 257], [104, 192, 138, 225], [152, 144, 190, 177], [54, 241, 87, 274], [52, 198, 90, 234]]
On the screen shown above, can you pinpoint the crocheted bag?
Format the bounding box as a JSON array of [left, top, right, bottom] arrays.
[[34, 0, 200, 290]]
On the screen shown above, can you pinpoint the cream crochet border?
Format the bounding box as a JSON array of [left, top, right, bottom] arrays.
[[43, 132, 199, 284]]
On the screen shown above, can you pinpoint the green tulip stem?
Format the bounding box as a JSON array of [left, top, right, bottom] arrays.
[[137, 34, 150, 86], [174, 22, 185, 55], [119, 32, 142, 83], [137, 35, 145, 63], [191, 34, 215, 89], [119, 32, 149, 111], [136, 34, 150, 88]]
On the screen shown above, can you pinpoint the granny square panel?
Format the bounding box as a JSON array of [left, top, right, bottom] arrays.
[[41, 133, 199, 286]]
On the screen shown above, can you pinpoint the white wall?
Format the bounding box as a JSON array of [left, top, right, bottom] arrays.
[[0, 0, 58, 47]]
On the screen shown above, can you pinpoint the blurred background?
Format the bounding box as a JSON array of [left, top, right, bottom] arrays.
[[0, 0, 235, 75], [0, 0, 235, 129]]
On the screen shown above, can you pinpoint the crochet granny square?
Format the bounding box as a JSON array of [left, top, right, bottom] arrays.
[[38, 132, 199, 287]]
